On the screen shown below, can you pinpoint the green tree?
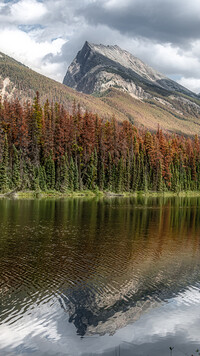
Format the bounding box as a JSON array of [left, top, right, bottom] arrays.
[[45, 152, 55, 190], [116, 157, 124, 192], [87, 150, 97, 190], [39, 165, 46, 191], [12, 145, 21, 188], [0, 134, 9, 192]]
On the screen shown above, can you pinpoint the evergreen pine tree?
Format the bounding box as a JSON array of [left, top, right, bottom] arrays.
[[33, 167, 40, 191], [131, 154, 137, 191], [107, 153, 113, 191], [99, 160, 105, 191], [87, 151, 97, 190], [45, 152, 55, 190], [125, 152, 131, 192], [68, 157, 75, 191], [0, 134, 9, 192], [73, 160, 79, 191], [157, 160, 163, 192], [12, 145, 21, 188], [59, 155, 68, 192], [116, 157, 124, 192], [39, 165, 46, 191]]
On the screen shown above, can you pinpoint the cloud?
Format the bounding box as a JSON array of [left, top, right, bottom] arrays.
[[77, 0, 200, 46], [10, 0, 47, 24], [1, 0, 200, 93], [0, 27, 65, 81], [177, 78, 200, 94], [51, 27, 200, 91], [124, 40, 200, 78]]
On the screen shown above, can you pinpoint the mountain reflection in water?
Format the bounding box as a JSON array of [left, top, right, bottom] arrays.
[[0, 197, 200, 355], [58, 198, 200, 336]]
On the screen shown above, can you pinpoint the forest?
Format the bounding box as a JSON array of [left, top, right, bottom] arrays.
[[0, 92, 200, 193]]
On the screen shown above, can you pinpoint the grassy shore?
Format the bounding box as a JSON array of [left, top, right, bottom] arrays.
[[1, 189, 200, 199]]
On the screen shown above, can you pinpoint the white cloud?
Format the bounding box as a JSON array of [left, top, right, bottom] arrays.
[[177, 78, 200, 94], [0, 27, 65, 80], [0, 3, 6, 11], [104, 0, 131, 9], [10, 0, 47, 24], [1, 0, 200, 93], [125, 40, 200, 77]]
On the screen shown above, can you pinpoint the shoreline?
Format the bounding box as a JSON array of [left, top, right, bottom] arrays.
[[1, 190, 200, 199]]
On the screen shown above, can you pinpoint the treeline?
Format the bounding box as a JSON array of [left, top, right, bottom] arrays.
[[0, 92, 200, 193]]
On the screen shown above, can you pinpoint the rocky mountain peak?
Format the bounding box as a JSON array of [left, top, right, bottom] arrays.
[[63, 41, 195, 99]]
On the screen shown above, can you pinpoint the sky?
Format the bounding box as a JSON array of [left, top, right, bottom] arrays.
[[1, 0, 200, 93]]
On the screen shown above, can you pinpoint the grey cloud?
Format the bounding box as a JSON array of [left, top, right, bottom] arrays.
[[76, 0, 200, 47], [2, 0, 200, 92], [48, 26, 200, 79], [46, 24, 125, 66]]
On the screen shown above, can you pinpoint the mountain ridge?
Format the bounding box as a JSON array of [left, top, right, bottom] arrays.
[[63, 41, 196, 99], [63, 41, 200, 135], [0, 50, 128, 121], [1, 47, 200, 136]]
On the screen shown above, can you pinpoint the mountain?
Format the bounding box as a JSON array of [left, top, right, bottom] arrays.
[[63, 41, 200, 135], [63, 41, 195, 98], [0, 51, 126, 120], [1, 48, 200, 136]]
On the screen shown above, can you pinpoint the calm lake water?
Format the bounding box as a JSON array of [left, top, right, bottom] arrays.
[[0, 197, 200, 356]]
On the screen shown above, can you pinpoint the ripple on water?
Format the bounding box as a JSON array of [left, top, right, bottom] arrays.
[[1, 198, 200, 354]]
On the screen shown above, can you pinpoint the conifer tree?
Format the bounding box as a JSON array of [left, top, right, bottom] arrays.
[[99, 160, 105, 191], [107, 152, 113, 191], [68, 157, 75, 191], [157, 160, 163, 191], [116, 157, 124, 192], [12, 145, 21, 188], [87, 151, 97, 189], [39, 165, 46, 191], [125, 152, 131, 192], [45, 152, 55, 190], [0, 134, 9, 192], [58, 155, 68, 191], [73, 160, 79, 191], [131, 154, 137, 191], [1, 95, 200, 194]]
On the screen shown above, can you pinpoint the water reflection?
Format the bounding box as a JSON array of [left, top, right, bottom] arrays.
[[0, 197, 200, 354]]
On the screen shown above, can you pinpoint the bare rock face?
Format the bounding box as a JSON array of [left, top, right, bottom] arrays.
[[63, 41, 195, 100]]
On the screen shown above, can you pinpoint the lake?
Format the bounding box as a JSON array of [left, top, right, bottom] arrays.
[[0, 197, 200, 356]]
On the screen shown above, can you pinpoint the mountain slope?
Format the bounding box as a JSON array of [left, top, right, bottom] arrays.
[[1, 49, 200, 136], [63, 41, 195, 98], [99, 88, 200, 135], [0, 51, 126, 120], [63, 42, 200, 135]]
